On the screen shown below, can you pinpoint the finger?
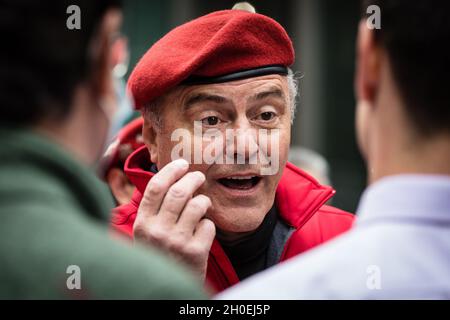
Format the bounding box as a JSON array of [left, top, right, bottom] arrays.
[[176, 194, 212, 236], [136, 159, 189, 221], [158, 171, 206, 225], [193, 218, 216, 250]]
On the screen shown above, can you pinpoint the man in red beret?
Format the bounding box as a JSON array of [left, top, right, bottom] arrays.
[[112, 4, 355, 293]]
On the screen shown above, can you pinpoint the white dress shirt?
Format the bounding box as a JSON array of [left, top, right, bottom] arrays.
[[217, 175, 450, 299]]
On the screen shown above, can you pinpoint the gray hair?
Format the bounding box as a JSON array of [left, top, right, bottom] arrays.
[[287, 68, 299, 123], [143, 69, 299, 129]]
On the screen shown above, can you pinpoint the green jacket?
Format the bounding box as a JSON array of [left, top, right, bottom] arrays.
[[0, 128, 206, 299]]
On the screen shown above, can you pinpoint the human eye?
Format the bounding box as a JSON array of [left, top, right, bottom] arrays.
[[201, 115, 222, 127], [256, 111, 277, 122]]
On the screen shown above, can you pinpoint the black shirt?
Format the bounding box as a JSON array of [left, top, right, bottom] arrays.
[[218, 205, 278, 280]]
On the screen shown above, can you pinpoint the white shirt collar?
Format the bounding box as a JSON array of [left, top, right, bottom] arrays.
[[356, 174, 450, 227]]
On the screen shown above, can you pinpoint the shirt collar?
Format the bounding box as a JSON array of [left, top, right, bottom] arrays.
[[356, 174, 450, 227]]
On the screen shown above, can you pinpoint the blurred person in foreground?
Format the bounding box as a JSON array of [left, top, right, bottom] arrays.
[[0, 0, 205, 299], [111, 2, 354, 293], [218, 0, 450, 299]]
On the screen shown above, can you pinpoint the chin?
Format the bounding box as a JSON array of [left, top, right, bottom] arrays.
[[208, 205, 269, 234]]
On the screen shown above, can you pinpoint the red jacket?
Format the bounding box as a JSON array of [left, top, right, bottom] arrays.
[[111, 146, 355, 293]]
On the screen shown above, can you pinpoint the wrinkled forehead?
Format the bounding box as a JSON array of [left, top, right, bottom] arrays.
[[168, 74, 290, 108]]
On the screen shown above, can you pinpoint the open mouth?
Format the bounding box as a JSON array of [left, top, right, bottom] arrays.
[[217, 176, 262, 190]]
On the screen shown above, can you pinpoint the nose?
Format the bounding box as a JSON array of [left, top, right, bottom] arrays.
[[228, 116, 259, 165]]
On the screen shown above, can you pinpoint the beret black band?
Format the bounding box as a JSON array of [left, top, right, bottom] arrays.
[[182, 65, 289, 86]]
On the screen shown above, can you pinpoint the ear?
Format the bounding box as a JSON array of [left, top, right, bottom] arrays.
[[354, 20, 381, 162], [88, 9, 122, 100], [143, 116, 159, 164], [106, 168, 135, 206], [355, 20, 381, 104]]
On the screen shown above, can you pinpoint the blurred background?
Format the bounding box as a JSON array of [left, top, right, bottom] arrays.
[[122, 0, 366, 213]]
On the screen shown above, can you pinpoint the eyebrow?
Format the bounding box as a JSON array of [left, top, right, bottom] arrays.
[[248, 88, 285, 103], [184, 93, 230, 109], [183, 87, 286, 110]]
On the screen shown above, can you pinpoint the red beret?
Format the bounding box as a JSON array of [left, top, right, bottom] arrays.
[[128, 9, 295, 109]]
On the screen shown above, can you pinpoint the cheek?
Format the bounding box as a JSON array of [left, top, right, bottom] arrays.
[[278, 130, 290, 164], [156, 133, 212, 180], [155, 135, 178, 168], [266, 126, 290, 175]]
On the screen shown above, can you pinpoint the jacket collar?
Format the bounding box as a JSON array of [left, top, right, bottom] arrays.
[[125, 146, 335, 228]]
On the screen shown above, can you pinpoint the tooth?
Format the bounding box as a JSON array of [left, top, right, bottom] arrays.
[[227, 176, 255, 180]]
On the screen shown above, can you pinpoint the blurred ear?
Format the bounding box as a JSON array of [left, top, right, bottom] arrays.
[[355, 20, 381, 104], [88, 9, 122, 99], [354, 20, 381, 162], [143, 117, 159, 164], [106, 168, 135, 206]]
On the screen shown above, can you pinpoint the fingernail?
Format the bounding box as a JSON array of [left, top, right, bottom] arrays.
[[194, 171, 206, 181], [173, 158, 189, 169]]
